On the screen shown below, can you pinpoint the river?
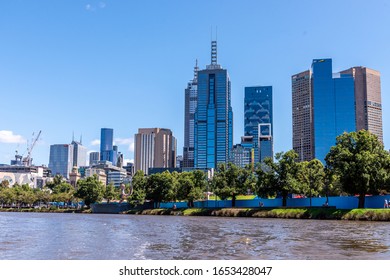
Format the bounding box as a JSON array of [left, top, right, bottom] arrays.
[[0, 212, 388, 260]]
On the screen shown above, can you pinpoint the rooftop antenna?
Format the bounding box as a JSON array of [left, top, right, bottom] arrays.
[[193, 59, 199, 83], [72, 131, 75, 142], [80, 134, 83, 145], [207, 26, 221, 69]]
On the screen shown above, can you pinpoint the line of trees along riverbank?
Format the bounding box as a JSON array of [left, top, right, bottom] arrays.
[[1, 130, 389, 209]]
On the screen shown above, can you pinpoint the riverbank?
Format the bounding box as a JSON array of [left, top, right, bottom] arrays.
[[125, 207, 390, 221], [1, 206, 390, 221], [0, 207, 91, 213]]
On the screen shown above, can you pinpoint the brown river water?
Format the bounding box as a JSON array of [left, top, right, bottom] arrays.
[[0, 212, 389, 260]]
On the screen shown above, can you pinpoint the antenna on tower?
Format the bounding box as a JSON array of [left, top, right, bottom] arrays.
[[80, 134, 83, 145], [193, 59, 199, 83], [207, 27, 221, 70]]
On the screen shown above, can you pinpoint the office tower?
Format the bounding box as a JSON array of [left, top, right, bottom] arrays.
[[89, 152, 100, 166], [340, 67, 383, 143], [244, 86, 273, 162], [229, 136, 255, 168], [134, 128, 177, 175], [48, 144, 74, 179], [71, 140, 87, 167], [194, 40, 233, 169], [100, 128, 115, 163], [292, 59, 356, 162], [183, 61, 199, 168], [292, 70, 313, 161]]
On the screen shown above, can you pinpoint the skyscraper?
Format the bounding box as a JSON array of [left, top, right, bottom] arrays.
[[71, 140, 87, 167], [100, 128, 116, 163], [292, 59, 359, 162], [183, 61, 199, 168], [89, 152, 100, 166], [134, 128, 177, 175], [48, 144, 74, 179], [340, 67, 383, 143], [194, 40, 233, 169], [244, 86, 273, 162], [292, 70, 313, 161]]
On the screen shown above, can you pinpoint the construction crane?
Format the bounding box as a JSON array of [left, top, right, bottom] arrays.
[[22, 130, 42, 167]]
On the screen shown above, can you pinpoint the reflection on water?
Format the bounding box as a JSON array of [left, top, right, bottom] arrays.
[[0, 212, 389, 260]]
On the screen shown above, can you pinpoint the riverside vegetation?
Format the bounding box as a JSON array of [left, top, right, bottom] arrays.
[[1, 130, 390, 219]]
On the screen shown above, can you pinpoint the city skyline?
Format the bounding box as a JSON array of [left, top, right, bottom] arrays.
[[1, 1, 389, 166]]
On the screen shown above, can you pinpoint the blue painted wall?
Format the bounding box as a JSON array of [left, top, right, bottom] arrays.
[[158, 195, 390, 210]]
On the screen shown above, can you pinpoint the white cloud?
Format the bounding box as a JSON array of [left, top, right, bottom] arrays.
[[85, 4, 96, 11], [0, 131, 26, 144], [114, 138, 134, 152], [99, 2, 106, 8], [91, 139, 100, 146]]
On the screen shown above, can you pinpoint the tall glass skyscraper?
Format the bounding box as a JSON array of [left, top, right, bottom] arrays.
[[292, 59, 356, 163], [194, 41, 233, 169], [48, 144, 74, 179], [183, 61, 199, 168], [244, 86, 273, 162], [71, 140, 87, 167], [100, 128, 116, 164]]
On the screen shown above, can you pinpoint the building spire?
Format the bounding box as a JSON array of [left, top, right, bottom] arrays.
[[207, 28, 221, 70], [211, 40, 217, 65], [193, 59, 199, 83]]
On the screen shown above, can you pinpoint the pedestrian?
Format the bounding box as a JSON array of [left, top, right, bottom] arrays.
[[384, 199, 388, 209]]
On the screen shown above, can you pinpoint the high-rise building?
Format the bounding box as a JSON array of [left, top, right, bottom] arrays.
[[183, 61, 199, 168], [292, 70, 313, 161], [244, 86, 273, 162], [71, 140, 87, 167], [194, 40, 233, 169], [292, 59, 370, 162], [48, 144, 74, 179], [89, 152, 100, 166], [100, 128, 116, 163], [340, 67, 383, 143], [134, 128, 177, 175]]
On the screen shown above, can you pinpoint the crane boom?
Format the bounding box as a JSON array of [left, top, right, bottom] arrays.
[[23, 130, 42, 166]]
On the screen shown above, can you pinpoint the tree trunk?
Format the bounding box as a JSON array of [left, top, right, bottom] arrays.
[[282, 194, 287, 207], [232, 194, 236, 208], [358, 193, 365, 208]]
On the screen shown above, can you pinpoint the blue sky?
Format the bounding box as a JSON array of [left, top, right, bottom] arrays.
[[0, 0, 389, 166]]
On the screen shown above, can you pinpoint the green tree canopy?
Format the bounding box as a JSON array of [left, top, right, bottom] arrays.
[[298, 159, 325, 206], [145, 171, 175, 207], [325, 130, 390, 208], [74, 175, 104, 207], [256, 150, 300, 206], [128, 170, 147, 207]]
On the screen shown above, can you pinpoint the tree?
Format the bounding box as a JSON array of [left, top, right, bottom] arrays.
[[1, 180, 10, 188], [325, 130, 390, 208], [127, 170, 147, 207], [0, 188, 15, 207], [298, 159, 325, 206], [212, 163, 252, 207], [74, 175, 104, 207], [104, 182, 119, 204], [145, 171, 175, 208], [176, 171, 205, 207], [257, 150, 300, 206]]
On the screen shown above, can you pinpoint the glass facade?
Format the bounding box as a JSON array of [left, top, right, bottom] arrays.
[[244, 86, 273, 162], [195, 69, 232, 169], [183, 62, 198, 168], [100, 128, 116, 163], [48, 144, 74, 179], [311, 59, 355, 162]]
